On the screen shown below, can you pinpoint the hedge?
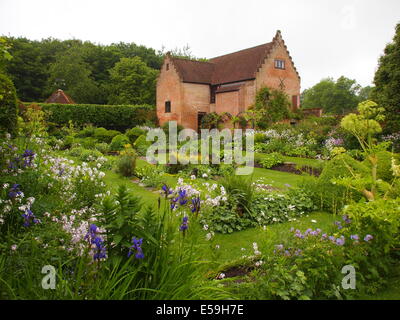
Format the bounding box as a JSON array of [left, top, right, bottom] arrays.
[[0, 73, 18, 135], [27, 103, 157, 132]]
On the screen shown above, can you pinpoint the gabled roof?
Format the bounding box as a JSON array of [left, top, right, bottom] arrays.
[[209, 42, 273, 85], [170, 58, 214, 84], [166, 30, 300, 86], [45, 89, 75, 104]]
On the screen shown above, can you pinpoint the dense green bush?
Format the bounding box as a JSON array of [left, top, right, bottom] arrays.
[[38, 103, 156, 132], [0, 73, 17, 135], [109, 134, 130, 152], [94, 142, 109, 154], [126, 127, 146, 144], [259, 152, 284, 169], [79, 149, 103, 162], [116, 152, 137, 177], [68, 146, 85, 157], [74, 137, 97, 149], [93, 127, 121, 143], [133, 134, 151, 156]]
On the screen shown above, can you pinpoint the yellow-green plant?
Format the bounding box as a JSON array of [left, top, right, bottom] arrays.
[[338, 100, 392, 200]]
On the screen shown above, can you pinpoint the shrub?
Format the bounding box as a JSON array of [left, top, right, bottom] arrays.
[[94, 127, 121, 143], [254, 133, 267, 143], [133, 134, 151, 156], [68, 146, 85, 157], [74, 137, 97, 149], [79, 149, 103, 162], [126, 127, 146, 144], [259, 152, 284, 169], [37, 103, 156, 132], [94, 142, 109, 154], [0, 73, 17, 135], [116, 150, 137, 177], [109, 134, 130, 152], [62, 135, 75, 149], [75, 124, 96, 138]]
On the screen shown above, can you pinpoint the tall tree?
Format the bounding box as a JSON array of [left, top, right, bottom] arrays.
[[371, 23, 400, 134], [47, 46, 101, 103], [107, 56, 158, 105], [302, 76, 362, 115]]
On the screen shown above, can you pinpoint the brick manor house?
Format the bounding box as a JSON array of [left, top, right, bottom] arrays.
[[156, 30, 301, 130]]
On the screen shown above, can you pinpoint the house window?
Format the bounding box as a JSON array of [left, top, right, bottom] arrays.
[[275, 59, 285, 69], [165, 101, 171, 113], [166, 63, 169, 71]]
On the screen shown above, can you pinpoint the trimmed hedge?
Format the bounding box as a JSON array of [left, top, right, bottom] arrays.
[[30, 103, 156, 132], [0, 74, 18, 135]]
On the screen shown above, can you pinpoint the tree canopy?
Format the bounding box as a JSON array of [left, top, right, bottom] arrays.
[[107, 56, 158, 105], [301, 76, 367, 115], [370, 23, 400, 134]]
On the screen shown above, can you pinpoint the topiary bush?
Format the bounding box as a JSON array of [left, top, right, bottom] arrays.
[[0, 73, 17, 135], [125, 127, 146, 144], [133, 134, 151, 156], [109, 134, 130, 152], [79, 149, 103, 162], [93, 127, 121, 143], [94, 142, 109, 154]]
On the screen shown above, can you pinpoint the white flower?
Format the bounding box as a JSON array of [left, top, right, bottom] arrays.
[[11, 244, 17, 251], [255, 260, 263, 267], [311, 219, 317, 223], [190, 175, 196, 180], [205, 232, 214, 241], [217, 273, 225, 279], [3, 183, 9, 189], [203, 224, 209, 231], [202, 173, 208, 178], [215, 244, 220, 249]]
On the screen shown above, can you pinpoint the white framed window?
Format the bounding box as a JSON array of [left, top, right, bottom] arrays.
[[275, 59, 285, 69]]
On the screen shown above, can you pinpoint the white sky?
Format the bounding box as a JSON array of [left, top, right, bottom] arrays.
[[1, 0, 399, 90]]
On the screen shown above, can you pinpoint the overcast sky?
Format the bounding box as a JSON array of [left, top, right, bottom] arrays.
[[1, 0, 399, 90]]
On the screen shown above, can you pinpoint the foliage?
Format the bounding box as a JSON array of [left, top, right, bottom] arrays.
[[259, 152, 285, 169], [93, 127, 121, 143], [107, 56, 158, 105], [254, 87, 291, 126], [79, 149, 104, 162], [200, 112, 232, 129], [36, 103, 156, 132], [0, 73, 17, 135], [302, 76, 365, 115], [115, 148, 137, 177], [133, 134, 152, 156], [371, 23, 400, 134], [4, 37, 163, 103], [47, 45, 102, 103], [125, 127, 146, 144], [109, 134, 130, 152]]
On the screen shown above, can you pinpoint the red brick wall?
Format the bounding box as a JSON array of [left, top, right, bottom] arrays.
[[156, 56, 184, 127]]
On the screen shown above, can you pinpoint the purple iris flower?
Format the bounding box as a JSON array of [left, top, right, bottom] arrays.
[[128, 237, 144, 259], [180, 216, 189, 232], [364, 234, 373, 242]]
